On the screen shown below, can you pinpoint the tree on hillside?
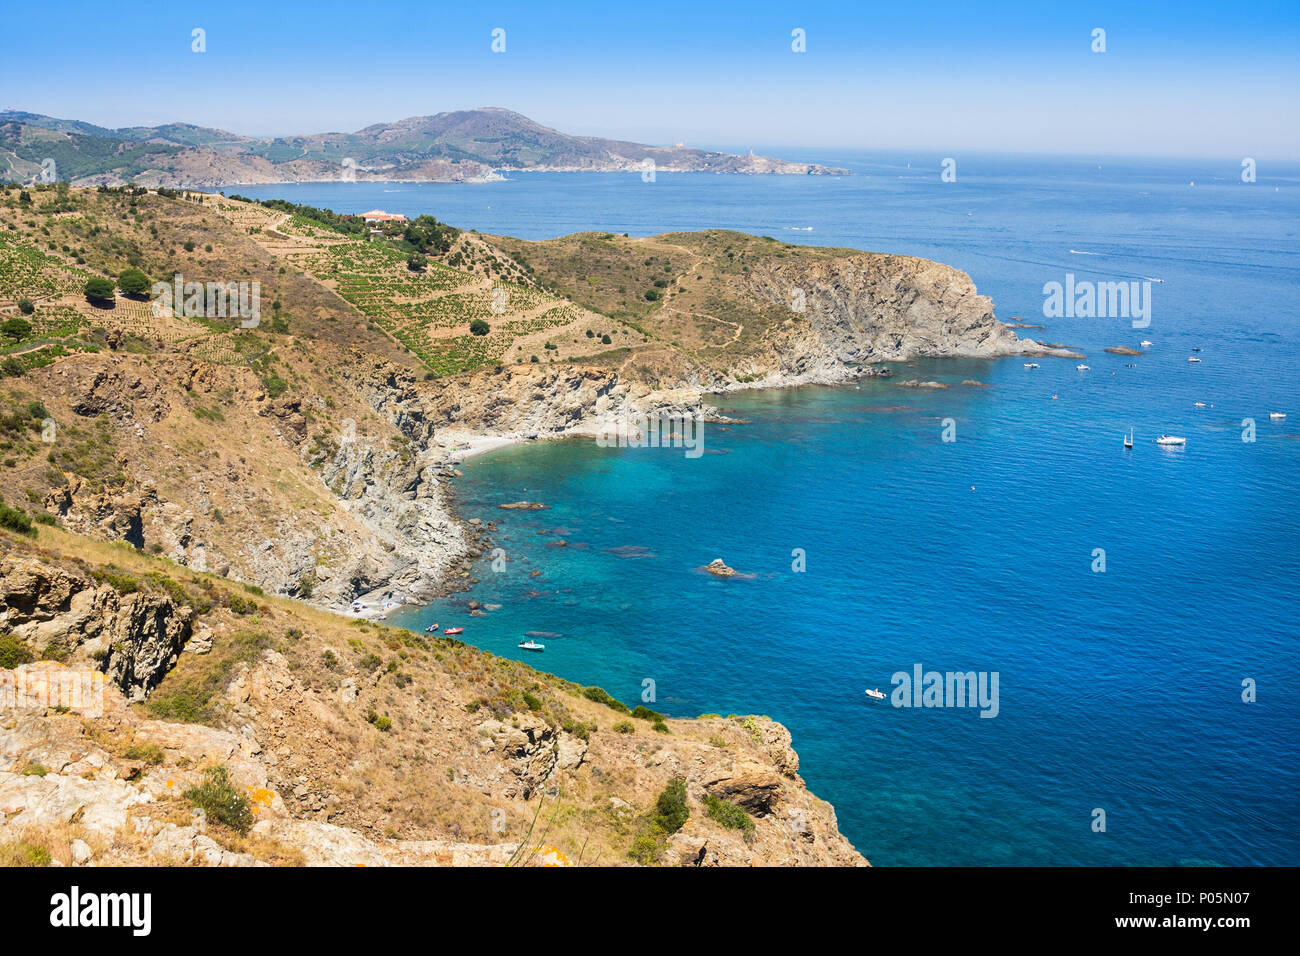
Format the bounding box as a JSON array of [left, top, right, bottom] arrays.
[[407, 252, 427, 271], [403, 215, 458, 255], [2, 317, 32, 343], [117, 267, 151, 297], [469, 319, 490, 336], [84, 277, 116, 304]]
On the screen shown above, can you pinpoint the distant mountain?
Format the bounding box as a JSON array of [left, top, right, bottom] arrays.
[[0, 107, 848, 187]]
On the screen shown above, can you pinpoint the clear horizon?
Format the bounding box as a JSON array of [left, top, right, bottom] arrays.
[[2, 0, 1297, 160]]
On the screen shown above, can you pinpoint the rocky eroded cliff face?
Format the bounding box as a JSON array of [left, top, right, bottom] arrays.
[[722, 251, 1070, 387], [0, 556, 193, 701]]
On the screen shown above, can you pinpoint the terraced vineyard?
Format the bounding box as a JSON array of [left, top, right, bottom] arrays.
[[273, 230, 590, 376], [0, 236, 92, 304]]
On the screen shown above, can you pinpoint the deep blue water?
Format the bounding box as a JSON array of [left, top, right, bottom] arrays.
[[237, 153, 1300, 865]]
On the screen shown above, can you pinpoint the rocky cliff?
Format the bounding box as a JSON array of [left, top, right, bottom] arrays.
[[0, 556, 193, 701], [0, 535, 866, 867]]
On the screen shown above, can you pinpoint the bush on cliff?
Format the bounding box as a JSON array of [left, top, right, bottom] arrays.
[[0, 633, 35, 668], [582, 685, 630, 714], [654, 777, 689, 834], [629, 777, 691, 865], [184, 765, 254, 834], [704, 793, 755, 833], [0, 502, 35, 537]]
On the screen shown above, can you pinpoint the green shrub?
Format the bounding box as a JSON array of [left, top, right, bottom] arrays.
[[653, 777, 689, 835], [124, 742, 166, 765], [704, 793, 755, 832], [0, 840, 51, 866], [0, 633, 34, 668], [184, 765, 254, 834], [522, 692, 542, 711], [20, 762, 48, 777], [582, 685, 630, 714], [0, 502, 35, 536], [613, 720, 634, 734], [560, 717, 595, 741], [628, 833, 661, 865], [366, 710, 392, 732], [652, 719, 670, 734], [631, 705, 662, 721], [227, 594, 257, 615]]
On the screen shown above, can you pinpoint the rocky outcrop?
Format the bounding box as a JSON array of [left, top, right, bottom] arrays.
[[44, 477, 152, 550], [731, 253, 1074, 387], [0, 557, 192, 700]]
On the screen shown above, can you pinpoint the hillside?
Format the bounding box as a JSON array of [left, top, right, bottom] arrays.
[[0, 527, 864, 866], [1, 108, 849, 187], [0, 181, 1068, 865], [0, 181, 1065, 609]]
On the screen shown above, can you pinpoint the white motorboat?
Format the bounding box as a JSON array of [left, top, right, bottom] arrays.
[[1187, 356, 1201, 363], [1077, 364, 1090, 370], [1024, 362, 1039, 369], [864, 688, 886, 700], [1140, 340, 1153, 347], [1270, 412, 1286, 420], [518, 640, 545, 652], [1156, 434, 1186, 446]]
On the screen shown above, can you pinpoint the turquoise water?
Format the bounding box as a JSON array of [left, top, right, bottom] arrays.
[[239, 154, 1300, 865]]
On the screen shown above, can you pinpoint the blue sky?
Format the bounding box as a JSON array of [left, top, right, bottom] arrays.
[[2, 0, 1297, 157]]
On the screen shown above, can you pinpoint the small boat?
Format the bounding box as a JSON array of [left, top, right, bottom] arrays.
[[1156, 435, 1186, 446], [1123, 430, 1133, 449], [1194, 402, 1206, 408], [443, 627, 464, 636], [864, 688, 886, 700], [1187, 356, 1201, 363], [518, 640, 545, 652], [1192, 347, 1202, 352], [424, 624, 439, 634], [1024, 362, 1039, 369], [1076, 364, 1090, 371], [1270, 412, 1286, 420], [1140, 340, 1153, 347]]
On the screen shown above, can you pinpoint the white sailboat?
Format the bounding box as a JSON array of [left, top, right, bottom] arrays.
[[1124, 430, 1133, 449]]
